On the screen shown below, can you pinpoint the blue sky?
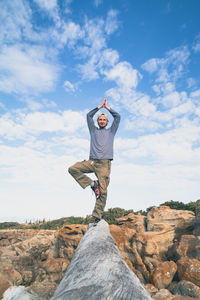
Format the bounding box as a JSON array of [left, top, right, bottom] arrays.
[[1, 0, 200, 222]]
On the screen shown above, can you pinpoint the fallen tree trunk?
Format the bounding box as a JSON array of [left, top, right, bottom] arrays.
[[52, 220, 152, 300]]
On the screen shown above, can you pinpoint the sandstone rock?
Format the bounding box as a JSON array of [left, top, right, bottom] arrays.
[[193, 199, 200, 236], [171, 296, 200, 300], [115, 213, 146, 232], [145, 283, 158, 296], [52, 220, 152, 300], [153, 288, 172, 300], [28, 281, 58, 299], [0, 273, 12, 299], [0, 267, 22, 285], [150, 261, 177, 289], [42, 258, 70, 274], [171, 280, 200, 298], [1, 206, 199, 300], [147, 206, 195, 233], [144, 257, 162, 272], [167, 234, 200, 261], [177, 257, 200, 287], [56, 224, 87, 259]]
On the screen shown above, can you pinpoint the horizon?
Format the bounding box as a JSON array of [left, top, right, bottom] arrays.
[[1, 0, 200, 222]]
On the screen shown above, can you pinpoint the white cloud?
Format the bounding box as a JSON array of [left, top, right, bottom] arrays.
[[33, 0, 57, 11], [64, 80, 76, 93], [23, 110, 86, 134], [99, 49, 119, 67], [105, 10, 119, 35], [53, 21, 84, 48], [0, 0, 32, 44], [103, 61, 141, 88], [187, 78, 197, 89], [0, 45, 59, 94], [94, 0, 103, 7], [192, 34, 200, 53], [116, 120, 200, 165], [78, 61, 99, 80], [152, 82, 175, 95], [33, 0, 59, 23], [0, 110, 87, 140], [190, 89, 200, 99], [162, 91, 181, 107], [141, 58, 159, 73], [142, 46, 190, 85]]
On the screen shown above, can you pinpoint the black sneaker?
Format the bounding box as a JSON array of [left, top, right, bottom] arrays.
[[91, 180, 100, 199], [94, 217, 101, 223], [93, 217, 101, 226]]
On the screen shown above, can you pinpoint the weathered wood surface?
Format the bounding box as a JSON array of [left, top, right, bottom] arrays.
[[52, 219, 152, 300]]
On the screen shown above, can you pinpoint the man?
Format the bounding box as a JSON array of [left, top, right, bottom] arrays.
[[68, 97, 120, 224]]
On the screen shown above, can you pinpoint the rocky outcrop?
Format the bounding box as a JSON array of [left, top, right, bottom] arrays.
[[0, 226, 86, 299], [1, 205, 200, 300], [52, 220, 152, 300], [171, 280, 200, 298]]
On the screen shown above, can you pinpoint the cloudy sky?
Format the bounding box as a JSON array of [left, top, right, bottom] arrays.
[[1, 0, 200, 222]]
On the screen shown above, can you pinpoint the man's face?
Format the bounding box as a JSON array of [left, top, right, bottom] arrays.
[[98, 115, 108, 128]]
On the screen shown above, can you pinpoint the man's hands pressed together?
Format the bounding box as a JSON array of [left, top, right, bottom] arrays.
[[98, 97, 110, 110]]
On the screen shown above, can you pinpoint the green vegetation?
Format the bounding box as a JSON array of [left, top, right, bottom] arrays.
[[159, 200, 197, 213], [0, 200, 197, 230]]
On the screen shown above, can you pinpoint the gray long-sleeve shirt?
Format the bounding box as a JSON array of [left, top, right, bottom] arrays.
[[87, 107, 120, 160]]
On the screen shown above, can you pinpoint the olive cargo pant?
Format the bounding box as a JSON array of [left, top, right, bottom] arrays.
[[68, 159, 111, 219]]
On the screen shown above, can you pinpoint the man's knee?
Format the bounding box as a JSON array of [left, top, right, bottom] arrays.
[[68, 165, 75, 175]]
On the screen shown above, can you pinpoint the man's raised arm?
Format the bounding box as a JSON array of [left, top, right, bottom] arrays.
[[104, 97, 121, 134]]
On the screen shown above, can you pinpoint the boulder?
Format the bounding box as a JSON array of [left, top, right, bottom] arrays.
[[2, 286, 44, 300], [0, 273, 12, 299], [167, 234, 200, 261], [149, 261, 177, 289], [177, 257, 200, 287], [152, 288, 172, 300], [52, 220, 152, 300], [147, 206, 195, 233], [171, 280, 200, 298]]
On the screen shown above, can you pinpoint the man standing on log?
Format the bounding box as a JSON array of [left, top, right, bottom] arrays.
[[68, 97, 120, 224]]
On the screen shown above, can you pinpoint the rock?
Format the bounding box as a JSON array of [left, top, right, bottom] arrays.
[[153, 288, 172, 300], [145, 283, 158, 296], [149, 261, 177, 289], [167, 234, 200, 261], [177, 257, 200, 287], [2, 286, 44, 300], [193, 199, 200, 236], [1, 205, 200, 299], [171, 280, 200, 298], [0, 273, 12, 299], [147, 206, 195, 234], [172, 297, 200, 300], [28, 281, 58, 299], [52, 220, 152, 300], [115, 213, 146, 232]]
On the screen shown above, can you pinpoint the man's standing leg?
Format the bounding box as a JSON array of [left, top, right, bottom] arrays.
[[92, 160, 111, 220], [68, 160, 95, 189]]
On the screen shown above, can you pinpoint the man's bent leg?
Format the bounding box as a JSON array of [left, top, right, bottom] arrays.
[[92, 160, 111, 219], [68, 160, 94, 189]]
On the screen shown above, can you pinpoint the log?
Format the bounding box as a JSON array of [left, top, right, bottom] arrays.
[[52, 219, 152, 300]]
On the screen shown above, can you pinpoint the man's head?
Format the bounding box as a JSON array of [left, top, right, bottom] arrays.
[[97, 113, 108, 128]]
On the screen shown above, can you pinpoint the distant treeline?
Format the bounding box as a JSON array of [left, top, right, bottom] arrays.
[[0, 200, 197, 230]]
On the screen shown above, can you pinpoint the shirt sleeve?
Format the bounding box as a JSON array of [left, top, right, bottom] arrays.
[[109, 108, 121, 134], [87, 107, 99, 132]]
